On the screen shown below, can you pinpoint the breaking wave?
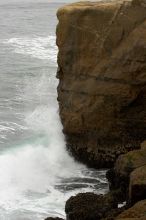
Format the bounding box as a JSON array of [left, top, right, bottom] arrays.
[[0, 34, 108, 220]]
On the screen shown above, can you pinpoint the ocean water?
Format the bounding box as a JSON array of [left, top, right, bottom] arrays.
[[0, 1, 108, 220]]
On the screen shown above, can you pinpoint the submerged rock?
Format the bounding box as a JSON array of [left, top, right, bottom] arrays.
[[56, 0, 146, 168]]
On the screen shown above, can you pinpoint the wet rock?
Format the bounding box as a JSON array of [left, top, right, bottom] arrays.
[[65, 192, 117, 220], [56, 0, 146, 168]]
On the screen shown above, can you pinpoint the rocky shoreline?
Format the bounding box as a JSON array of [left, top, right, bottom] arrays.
[[45, 0, 146, 219], [45, 141, 146, 220]]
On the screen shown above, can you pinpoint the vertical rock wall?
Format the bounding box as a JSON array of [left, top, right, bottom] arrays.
[[56, 0, 146, 168]]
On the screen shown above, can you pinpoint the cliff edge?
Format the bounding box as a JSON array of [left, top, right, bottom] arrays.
[[56, 0, 146, 168]]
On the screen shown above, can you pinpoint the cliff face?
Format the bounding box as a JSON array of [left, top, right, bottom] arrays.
[[56, 0, 146, 168]]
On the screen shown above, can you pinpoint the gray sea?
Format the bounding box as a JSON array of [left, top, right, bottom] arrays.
[[0, 1, 108, 219]]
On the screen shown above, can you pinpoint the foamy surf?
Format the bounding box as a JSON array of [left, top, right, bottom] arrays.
[[3, 36, 57, 62], [0, 4, 109, 217], [0, 133, 108, 220], [0, 102, 108, 220]]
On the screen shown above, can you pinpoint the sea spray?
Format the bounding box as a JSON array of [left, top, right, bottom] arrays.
[[0, 70, 108, 219], [0, 12, 108, 219]]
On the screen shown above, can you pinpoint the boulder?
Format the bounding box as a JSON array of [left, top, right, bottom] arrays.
[[115, 148, 146, 178], [129, 165, 146, 204], [65, 192, 117, 220], [107, 141, 146, 200], [56, 0, 146, 168], [116, 200, 146, 219]]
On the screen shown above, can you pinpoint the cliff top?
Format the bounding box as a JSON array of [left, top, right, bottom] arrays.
[[57, 0, 146, 17]]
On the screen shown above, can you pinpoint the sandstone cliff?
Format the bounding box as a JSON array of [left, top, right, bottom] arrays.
[[56, 0, 146, 168]]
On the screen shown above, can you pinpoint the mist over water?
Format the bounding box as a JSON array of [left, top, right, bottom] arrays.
[[0, 1, 108, 220]]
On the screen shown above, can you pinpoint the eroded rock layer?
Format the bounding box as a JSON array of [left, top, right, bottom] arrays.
[[56, 0, 146, 168]]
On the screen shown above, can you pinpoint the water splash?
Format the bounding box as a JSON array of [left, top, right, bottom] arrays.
[[0, 36, 108, 220]]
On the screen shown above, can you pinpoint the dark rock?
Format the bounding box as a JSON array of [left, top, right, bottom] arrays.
[[65, 192, 117, 220], [101, 206, 126, 220], [129, 165, 146, 205], [106, 168, 129, 203], [107, 141, 146, 203]]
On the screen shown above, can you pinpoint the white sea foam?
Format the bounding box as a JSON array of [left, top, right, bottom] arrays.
[[0, 35, 108, 219], [0, 103, 108, 220], [3, 36, 57, 62], [0, 71, 108, 219]]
